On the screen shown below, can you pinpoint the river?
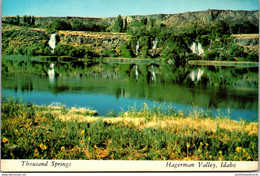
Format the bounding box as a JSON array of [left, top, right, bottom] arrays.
[[1, 56, 258, 121]]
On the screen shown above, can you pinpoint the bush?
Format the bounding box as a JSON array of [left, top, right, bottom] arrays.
[[103, 49, 119, 57], [246, 53, 259, 62], [118, 43, 133, 58], [228, 44, 245, 58], [71, 20, 86, 31], [51, 19, 72, 30]]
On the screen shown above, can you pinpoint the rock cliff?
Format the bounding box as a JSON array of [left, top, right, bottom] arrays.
[[3, 9, 259, 27], [57, 31, 130, 54]]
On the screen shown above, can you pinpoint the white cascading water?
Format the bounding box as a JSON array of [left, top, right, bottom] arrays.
[[190, 71, 196, 81], [150, 65, 156, 82], [197, 43, 204, 55], [48, 33, 57, 53], [134, 65, 138, 80], [136, 41, 140, 56], [189, 42, 204, 55], [197, 69, 204, 81], [152, 38, 158, 50], [189, 69, 204, 82], [47, 63, 55, 84]]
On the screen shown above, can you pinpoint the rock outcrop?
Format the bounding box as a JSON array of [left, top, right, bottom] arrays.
[[58, 31, 130, 54], [232, 34, 259, 46]]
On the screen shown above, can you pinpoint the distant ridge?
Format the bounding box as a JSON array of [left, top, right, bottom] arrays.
[[2, 9, 259, 18]]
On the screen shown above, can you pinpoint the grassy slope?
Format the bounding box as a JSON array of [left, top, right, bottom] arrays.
[[1, 97, 258, 160]]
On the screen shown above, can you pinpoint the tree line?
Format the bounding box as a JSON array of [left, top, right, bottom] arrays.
[[3, 15, 36, 26]]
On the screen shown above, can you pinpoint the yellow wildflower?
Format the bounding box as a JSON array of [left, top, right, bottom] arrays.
[[94, 144, 98, 149], [2, 138, 8, 143], [186, 142, 190, 148], [242, 149, 246, 153], [39, 144, 47, 150], [183, 157, 192, 161], [61, 147, 65, 152], [14, 130, 18, 133], [236, 147, 242, 153], [205, 143, 208, 146], [234, 156, 238, 160], [34, 149, 39, 157], [80, 130, 85, 135]]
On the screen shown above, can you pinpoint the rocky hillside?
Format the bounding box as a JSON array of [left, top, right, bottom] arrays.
[[3, 9, 259, 28], [1, 23, 130, 56], [2, 9, 259, 61], [58, 30, 129, 54]]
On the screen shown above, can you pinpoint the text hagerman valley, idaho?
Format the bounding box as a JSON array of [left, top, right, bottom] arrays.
[[166, 161, 236, 169]]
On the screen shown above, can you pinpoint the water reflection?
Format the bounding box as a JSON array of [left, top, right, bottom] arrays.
[[47, 63, 55, 84], [1, 59, 258, 121]]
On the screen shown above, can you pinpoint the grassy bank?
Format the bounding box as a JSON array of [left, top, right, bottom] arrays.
[[1, 96, 258, 160], [188, 60, 259, 67]]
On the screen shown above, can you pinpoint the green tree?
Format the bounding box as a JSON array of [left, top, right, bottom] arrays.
[[140, 17, 148, 26], [149, 18, 156, 28], [31, 16, 35, 26], [72, 20, 86, 31], [51, 19, 72, 30], [22, 15, 28, 24], [114, 15, 123, 32], [213, 20, 230, 38], [124, 17, 128, 32], [119, 43, 133, 58], [27, 16, 32, 25], [15, 15, 20, 25]]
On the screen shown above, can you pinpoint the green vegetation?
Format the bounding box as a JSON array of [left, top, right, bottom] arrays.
[[3, 15, 35, 26], [1, 95, 258, 160], [1, 10, 259, 63]]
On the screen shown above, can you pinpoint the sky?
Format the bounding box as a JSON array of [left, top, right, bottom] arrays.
[[1, 0, 259, 17]]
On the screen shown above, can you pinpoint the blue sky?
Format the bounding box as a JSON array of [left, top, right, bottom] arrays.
[[2, 0, 259, 17]]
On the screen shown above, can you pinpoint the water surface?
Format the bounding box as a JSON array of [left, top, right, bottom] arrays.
[[1, 58, 258, 121]]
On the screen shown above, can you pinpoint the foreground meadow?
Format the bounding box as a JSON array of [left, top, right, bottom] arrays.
[[1, 96, 258, 161]]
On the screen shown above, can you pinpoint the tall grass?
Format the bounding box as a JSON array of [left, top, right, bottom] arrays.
[[1, 95, 258, 160]]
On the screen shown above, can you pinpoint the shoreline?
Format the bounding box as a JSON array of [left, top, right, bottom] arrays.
[[3, 55, 259, 67], [188, 60, 259, 67]]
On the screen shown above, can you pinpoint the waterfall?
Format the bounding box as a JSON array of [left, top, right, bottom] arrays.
[[47, 63, 55, 84], [48, 33, 57, 53], [197, 43, 204, 55], [150, 65, 156, 82], [197, 69, 204, 81], [134, 65, 138, 80], [190, 71, 196, 81], [136, 41, 140, 56], [189, 42, 204, 55], [152, 38, 158, 50], [189, 69, 204, 82]]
